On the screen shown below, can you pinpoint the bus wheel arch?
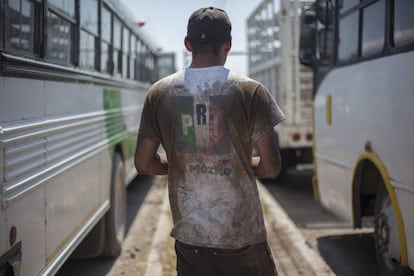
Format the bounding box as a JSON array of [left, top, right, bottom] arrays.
[[352, 154, 409, 274], [352, 159, 381, 228]]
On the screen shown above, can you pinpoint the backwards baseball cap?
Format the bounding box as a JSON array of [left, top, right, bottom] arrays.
[[187, 7, 232, 44]]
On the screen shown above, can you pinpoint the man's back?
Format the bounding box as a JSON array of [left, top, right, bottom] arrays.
[[138, 65, 285, 248]]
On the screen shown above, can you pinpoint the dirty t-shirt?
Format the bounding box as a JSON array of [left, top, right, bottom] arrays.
[[138, 66, 285, 249]]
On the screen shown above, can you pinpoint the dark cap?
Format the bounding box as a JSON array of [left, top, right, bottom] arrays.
[[187, 7, 232, 44]]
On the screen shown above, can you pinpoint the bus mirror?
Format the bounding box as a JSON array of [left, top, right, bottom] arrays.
[[299, 24, 315, 66], [316, 0, 334, 26], [301, 7, 316, 25]]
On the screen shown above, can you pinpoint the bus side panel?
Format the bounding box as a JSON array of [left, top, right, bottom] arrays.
[[3, 78, 45, 121], [45, 155, 102, 261], [6, 188, 46, 275], [315, 51, 414, 219], [314, 52, 414, 269], [395, 188, 414, 270], [315, 158, 353, 222], [44, 82, 103, 116], [314, 87, 354, 222], [1, 77, 47, 273], [43, 82, 107, 262], [380, 52, 414, 187]]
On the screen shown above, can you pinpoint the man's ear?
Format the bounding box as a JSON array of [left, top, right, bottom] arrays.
[[223, 39, 232, 52], [184, 37, 193, 52]]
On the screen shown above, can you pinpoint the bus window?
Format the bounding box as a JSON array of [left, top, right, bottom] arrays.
[[101, 42, 110, 73], [47, 0, 75, 64], [361, 0, 385, 57], [113, 17, 122, 75], [80, 0, 98, 70], [122, 27, 130, 79], [339, 0, 359, 13], [130, 35, 136, 80], [101, 5, 112, 73], [136, 39, 143, 81], [394, 1, 414, 47], [48, 0, 75, 17], [80, 0, 98, 34], [101, 5, 111, 41], [141, 45, 149, 82], [47, 11, 73, 64], [148, 53, 156, 83], [80, 31, 96, 70], [338, 11, 358, 62], [6, 0, 38, 53]]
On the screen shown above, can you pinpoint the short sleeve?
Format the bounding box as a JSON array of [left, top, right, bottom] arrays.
[[251, 84, 286, 141], [138, 90, 162, 143]]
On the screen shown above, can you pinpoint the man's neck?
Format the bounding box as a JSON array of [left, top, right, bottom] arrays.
[[189, 54, 225, 68]]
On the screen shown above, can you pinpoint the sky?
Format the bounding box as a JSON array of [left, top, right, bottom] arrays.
[[121, 0, 268, 76]]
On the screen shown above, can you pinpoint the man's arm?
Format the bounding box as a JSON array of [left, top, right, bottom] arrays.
[[134, 135, 168, 175], [252, 129, 281, 179]]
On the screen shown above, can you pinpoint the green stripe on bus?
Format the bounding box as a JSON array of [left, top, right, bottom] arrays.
[[103, 88, 137, 159], [104, 88, 123, 147]]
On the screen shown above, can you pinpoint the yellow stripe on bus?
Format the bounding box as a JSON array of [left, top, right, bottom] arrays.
[[326, 94, 332, 125]]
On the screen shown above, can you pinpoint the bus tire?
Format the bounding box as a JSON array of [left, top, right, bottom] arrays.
[[374, 181, 412, 276], [100, 153, 126, 257]]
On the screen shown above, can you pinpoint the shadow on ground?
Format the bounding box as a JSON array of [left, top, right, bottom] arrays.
[[262, 169, 380, 275], [318, 233, 378, 276]]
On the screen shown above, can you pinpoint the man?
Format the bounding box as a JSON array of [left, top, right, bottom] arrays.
[[135, 7, 285, 276]]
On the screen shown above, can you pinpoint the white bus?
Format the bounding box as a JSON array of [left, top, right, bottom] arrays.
[[0, 0, 174, 275], [299, 0, 414, 275]]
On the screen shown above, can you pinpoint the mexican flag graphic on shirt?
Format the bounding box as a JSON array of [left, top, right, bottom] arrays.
[[174, 95, 230, 155]]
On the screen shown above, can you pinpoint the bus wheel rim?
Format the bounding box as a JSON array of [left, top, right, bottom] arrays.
[[375, 199, 400, 271]]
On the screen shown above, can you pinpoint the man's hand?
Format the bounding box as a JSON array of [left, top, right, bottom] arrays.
[[158, 152, 168, 165], [251, 156, 260, 168], [253, 129, 281, 179]]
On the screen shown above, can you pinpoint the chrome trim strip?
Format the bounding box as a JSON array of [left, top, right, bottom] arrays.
[[0, 111, 138, 143], [1, 107, 140, 207], [391, 180, 414, 194], [2, 139, 109, 207], [315, 153, 353, 170]]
